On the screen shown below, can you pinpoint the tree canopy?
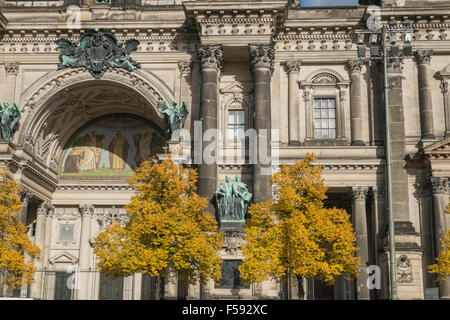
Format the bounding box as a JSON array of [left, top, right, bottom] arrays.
[[239, 154, 360, 287], [0, 168, 40, 289], [428, 201, 450, 281], [93, 158, 223, 285]]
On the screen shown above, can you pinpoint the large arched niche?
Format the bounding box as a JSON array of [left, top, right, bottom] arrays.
[[58, 113, 166, 181], [15, 68, 175, 171]]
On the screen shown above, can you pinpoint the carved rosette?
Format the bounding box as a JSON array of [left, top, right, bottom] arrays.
[[249, 44, 275, 74], [431, 177, 449, 195], [285, 61, 301, 75], [346, 60, 364, 74], [196, 45, 223, 70], [4, 62, 19, 75], [415, 50, 433, 65], [352, 187, 368, 203]]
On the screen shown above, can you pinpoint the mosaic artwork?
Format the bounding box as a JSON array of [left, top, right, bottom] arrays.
[[60, 115, 165, 179]]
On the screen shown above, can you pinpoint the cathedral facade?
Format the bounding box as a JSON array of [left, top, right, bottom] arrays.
[[0, 0, 449, 300]]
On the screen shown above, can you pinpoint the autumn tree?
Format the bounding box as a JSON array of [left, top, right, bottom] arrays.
[[93, 157, 223, 294], [0, 168, 40, 290], [239, 154, 360, 299], [428, 200, 450, 281]]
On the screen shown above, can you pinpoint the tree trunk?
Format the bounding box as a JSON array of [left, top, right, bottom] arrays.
[[297, 275, 305, 300]]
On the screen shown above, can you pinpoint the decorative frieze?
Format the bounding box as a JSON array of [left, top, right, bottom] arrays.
[[249, 44, 275, 74]]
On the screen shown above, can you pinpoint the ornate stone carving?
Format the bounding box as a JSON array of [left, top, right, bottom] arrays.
[[19, 188, 33, 205], [415, 50, 433, 65], [37, 201, 55, 217], [352, 187, 368, 203], [4, 62, 19, 75], [79, 204, 95, 217], [346, 60, 364, 73], [196, 45, 223, 70], [311, 72, 339, 84], [96, 206, 128, 229], [431, 177, 449, 195], [285, 61, 302, 74], [249, 44, 275, 74], [55, 28, 140, 79], [397, 255, 413, 283], [222, 231, 245, 255], [178, 61, 192, 75], [387, 58, 404, 73]]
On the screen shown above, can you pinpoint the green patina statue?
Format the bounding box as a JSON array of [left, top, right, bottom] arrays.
[[0, 101, 20, 142], [161, 100, 189, 141], [55, 28, 140, 79], [215, 175, 252, 223]]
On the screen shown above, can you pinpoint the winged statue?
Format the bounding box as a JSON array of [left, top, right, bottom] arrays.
[[161, 100, 189, 141]]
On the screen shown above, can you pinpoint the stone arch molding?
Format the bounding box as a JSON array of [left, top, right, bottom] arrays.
[[16, 68, 175, 169], [303, 68, 347, 84]]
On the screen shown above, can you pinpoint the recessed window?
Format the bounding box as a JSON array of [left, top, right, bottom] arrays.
[[313, 98, 336, 140], [227, 110, 245, 143]]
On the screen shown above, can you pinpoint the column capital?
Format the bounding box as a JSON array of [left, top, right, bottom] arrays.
[[249, 44, 275, 74], [37, 201, 55, 217], [346, 60, 364, 74], [79, 204, 95, 217], [20, 188, 33, 205], [352, 187, 369, 203], [285, 61, 302, 75], [196, 45, 223, 70], [4, 62, 19, 75], [431, 177, 449, 195], [415, 50, 433, 65], [178, 61, 192, 75]]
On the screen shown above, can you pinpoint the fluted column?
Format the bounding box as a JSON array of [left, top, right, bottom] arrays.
[[416, 50, 435, 140], [197, 46, 223, 214], [436, 68, 450, 138], [31, 202, 50, 299], [347, 60, 365, 146], [4, 62, 19, 102], [430, 177, 450, 299], [78, 204, 94, 300], [286, 61, 301, 146], [352, 187, 370, 300], [249, 44, 274, 203]]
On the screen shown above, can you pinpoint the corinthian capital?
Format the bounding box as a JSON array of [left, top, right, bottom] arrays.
[[346, 60, 364, 74], [197, 45, 223, 70], [285, 61, 302, 74], [37, 201, 55, 217], [415, 50, 433, 65], [352, 187, 368, 203], [4, 62, 19, 75], [249, 44, 275, 74], [79, 204, 95, 217], [431, 177, 449, 195]]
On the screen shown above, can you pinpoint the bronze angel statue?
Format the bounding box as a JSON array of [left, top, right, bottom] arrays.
[[0, 101, 21, 142], [161, 100, 189, 141]]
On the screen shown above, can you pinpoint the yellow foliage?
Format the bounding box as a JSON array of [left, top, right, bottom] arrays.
[[0, 168, 40, 289], [239, 153, 360, 286], [428, 200, 450, 281], [93, 157, 223, 285]]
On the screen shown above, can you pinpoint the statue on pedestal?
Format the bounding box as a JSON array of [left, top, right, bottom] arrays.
[[215, 175, 252, 223], [161, 100, 189, 141]]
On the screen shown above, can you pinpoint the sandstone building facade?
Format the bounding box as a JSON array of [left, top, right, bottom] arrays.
[[0, 0, 449, 300]]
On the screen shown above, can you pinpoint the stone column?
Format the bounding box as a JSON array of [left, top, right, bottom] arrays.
[[430, 177, 450, 299], [352, 187, 370, 300], [196, 45, 223, 214], [19, 188, 33, 224], [31, 202, 49, 299], [249, 44, 274, 203], [436, 68, 450, 138], [347, 60, 365, 146], [3, 62, 19, 102], [416, 50, 435, 140], [286, 61, 301, 146], [178, 61, 192, 139], [78, 204, 94, 300]]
